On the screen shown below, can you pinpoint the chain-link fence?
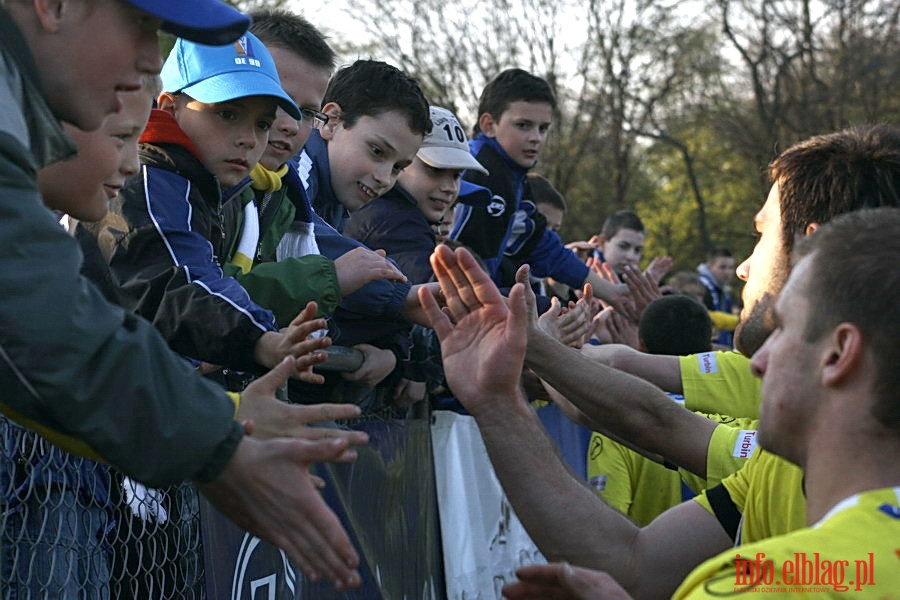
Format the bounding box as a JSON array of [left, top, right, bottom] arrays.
[[0, 416, 204, 599]]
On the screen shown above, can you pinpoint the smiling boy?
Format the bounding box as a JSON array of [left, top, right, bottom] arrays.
[[344, 105, 488, 284], [218, 10, 409, 331], [42, 80, 155, 223], [302, 59, 430, 232]]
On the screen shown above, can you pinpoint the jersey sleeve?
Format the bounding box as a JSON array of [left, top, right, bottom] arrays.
[[679, 352, 762, 419], [680, 416, 759, 493]]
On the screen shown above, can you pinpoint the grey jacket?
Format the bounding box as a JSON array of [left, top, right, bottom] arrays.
[[0, 6, 241, 487]]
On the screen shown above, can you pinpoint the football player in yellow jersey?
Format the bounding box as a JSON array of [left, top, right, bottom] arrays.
[[419, 125, 900, 600]]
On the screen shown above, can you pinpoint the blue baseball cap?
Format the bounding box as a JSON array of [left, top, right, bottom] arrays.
[[161, 33, 301, 120], [125, 1, 250, 46]]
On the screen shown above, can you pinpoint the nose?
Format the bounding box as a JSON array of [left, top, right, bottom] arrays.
[[274, 109, 299, 137], [439, 174, 460, 196], [372, 162, 392, 188], [736, 256, 751, 282], [120, 142, 140, 177], [236, 122, 259, 149], [749, 336, 771, 378]]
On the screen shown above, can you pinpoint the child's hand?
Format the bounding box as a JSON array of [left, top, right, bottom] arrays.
[[392, 378, 426, 408], [644, 255, 673, 284], [254, 301, 331, 383], [335, 247, 407, 296], [340, 344, 397, 387], [621, 265, 663, 321]]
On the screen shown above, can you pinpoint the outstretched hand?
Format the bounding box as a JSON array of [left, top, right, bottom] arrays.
[[418, 245, 527, 412], [254, 301, 331, 381], [199, 434, 361, 591], [334, 246, 407, 296], [239, 357, 369, 457], [644, 255, 673, 284], [621, 265, 662, 321], [515, 265, 591, 348]]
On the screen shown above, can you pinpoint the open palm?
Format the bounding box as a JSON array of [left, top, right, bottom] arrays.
[[419, 245, 527, 410]]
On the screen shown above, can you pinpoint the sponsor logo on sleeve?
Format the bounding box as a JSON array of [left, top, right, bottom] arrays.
[[732, 430, 758, 459], [697, 352, 719, 374]]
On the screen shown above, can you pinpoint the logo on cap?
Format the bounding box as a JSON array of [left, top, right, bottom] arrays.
[[233, 36, 260, 67]]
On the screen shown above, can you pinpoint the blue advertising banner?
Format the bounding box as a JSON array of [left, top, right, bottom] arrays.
[[200, 414, 443, 599]]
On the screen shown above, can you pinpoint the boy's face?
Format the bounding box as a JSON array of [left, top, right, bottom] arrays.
[[35, 0, 163, 131], [600, 228, 645, 275], [161, 94, 277, 188], [398, 157, 463, 223], [259, 47, 332, 171], [479, 101, 553, 169], [321, 107, 422, 210], [708, 256, 735, 287], [39, 88, 151, 221]]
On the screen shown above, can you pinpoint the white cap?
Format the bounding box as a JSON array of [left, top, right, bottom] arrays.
[[417, 106, 489, 175]]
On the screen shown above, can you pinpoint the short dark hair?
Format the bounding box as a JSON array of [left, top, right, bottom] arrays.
[[322, 59, 431, 135], [473, 68, 556, 134], [639, 295, 712, 356], [770, 124, 900, 254], [707, 246, 733, 262], [248, 9, 337, 72], [601, 210, 644, 239], [527, 173, 566, 212], [794, 208, 900, 430]]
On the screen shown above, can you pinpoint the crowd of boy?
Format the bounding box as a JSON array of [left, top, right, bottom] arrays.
[[0, 0, 897, 597]]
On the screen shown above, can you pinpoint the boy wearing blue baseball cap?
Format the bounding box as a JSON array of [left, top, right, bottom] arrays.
[[82, 33, 334, 381]]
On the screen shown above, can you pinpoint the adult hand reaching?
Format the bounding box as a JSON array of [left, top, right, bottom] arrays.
[[418, 244, 527, 412], [198, 358, 364, 591]]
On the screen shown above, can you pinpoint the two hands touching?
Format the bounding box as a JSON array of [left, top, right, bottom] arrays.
[[204, 302, 371, 590], [418, 245, 634, 599]]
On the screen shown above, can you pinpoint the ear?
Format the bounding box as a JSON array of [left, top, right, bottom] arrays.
[[478, 113, 497, 138], [821, 323, 864, 388], [318, 102, 342, 141], [33, 0, 66, 32], [805, 222, 820, 236], [156, 92, 178, 115]]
